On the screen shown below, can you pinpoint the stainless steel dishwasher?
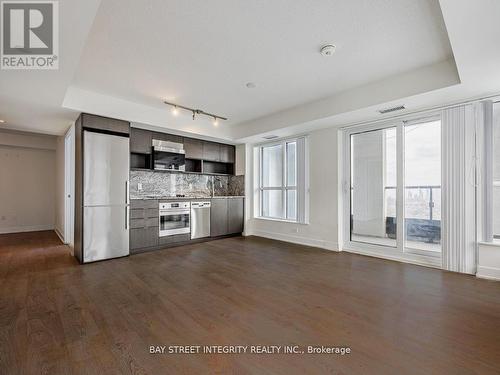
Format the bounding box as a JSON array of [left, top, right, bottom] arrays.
[[191, 201, 211, 239]]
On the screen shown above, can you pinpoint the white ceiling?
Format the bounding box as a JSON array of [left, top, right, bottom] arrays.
[[72, 0, 452, 123], [1, 0, 500, 141]]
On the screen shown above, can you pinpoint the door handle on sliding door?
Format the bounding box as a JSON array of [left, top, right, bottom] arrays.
[[125, 180, 130, 204], [125, 206, 129, 230]]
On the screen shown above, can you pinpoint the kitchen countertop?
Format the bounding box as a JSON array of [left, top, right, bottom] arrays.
[[130, 196, 245, 200]]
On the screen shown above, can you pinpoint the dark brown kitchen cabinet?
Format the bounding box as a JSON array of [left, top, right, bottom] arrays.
[[158, 233, 190, 246], [203, 141, 220, 162], [227, 198, 244, 234], [128, 127, 236, 175], [184, 138, 203, 159], [130, 200, 159, 253], [130, 128, 152, 154], [210, 198, 228, 237], [152, 132, 183, 144], [220, 144, 235, 163], [210, 198, 244, 237], [81, 113, 130, 135], [130, 227, 159, 250]]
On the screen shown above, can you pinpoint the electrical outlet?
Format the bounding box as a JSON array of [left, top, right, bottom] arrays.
[[138, 182, 143, 191]]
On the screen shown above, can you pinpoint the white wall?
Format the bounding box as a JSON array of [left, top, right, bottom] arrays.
[[235, 144, 245, 176], [477, 242, 500, 281], [0, 130, 57, 234], [244, 126, 339, 250]]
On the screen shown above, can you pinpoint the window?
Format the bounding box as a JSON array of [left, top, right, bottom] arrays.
[[257, 137, 307, 223]]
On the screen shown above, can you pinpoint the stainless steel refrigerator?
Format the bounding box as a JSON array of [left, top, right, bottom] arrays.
[[83, 130, 129, 262]]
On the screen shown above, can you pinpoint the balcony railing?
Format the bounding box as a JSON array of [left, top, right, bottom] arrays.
[[385, 185, 441, 243], [385, 185, 441, 221]]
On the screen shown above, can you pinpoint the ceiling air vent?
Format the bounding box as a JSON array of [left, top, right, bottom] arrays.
[[378, 105, 406, 114], [263, 135, 279, 140]]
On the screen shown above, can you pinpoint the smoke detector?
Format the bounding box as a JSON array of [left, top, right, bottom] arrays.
[[320, 44, 336, 57]]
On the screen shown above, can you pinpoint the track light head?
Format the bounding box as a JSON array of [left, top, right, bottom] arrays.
[[213, 116, 219, 126]]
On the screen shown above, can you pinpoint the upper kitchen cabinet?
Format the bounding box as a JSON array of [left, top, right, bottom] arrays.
[[130, 128, 152, 154], [203, 141, 220, 162], [81, 113, 130, 135], [220, 144, 235, 163], [152, 132, 183, 144], [184, 138, 203, 160], [202, 142, 235, 174], [127, 127, 236, 175]]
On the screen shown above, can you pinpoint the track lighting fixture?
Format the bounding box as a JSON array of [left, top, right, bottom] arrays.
[[164, 100, 227, 125]]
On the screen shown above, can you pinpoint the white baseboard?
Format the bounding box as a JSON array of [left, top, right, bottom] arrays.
[[0, 224, 54, 234], [476, 265, 500, 281], [251, 229, 339, 251]]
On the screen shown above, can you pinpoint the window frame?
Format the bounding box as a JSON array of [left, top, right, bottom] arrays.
[[491, 101, 500, 240], [256, 137, 307, 223], [494, 180, 500, 239]]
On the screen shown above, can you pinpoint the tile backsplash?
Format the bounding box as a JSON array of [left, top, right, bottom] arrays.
[[130, 170, 244, 199]]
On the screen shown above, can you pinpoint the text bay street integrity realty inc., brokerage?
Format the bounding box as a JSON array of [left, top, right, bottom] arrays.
[[149, 345, 352, 355]]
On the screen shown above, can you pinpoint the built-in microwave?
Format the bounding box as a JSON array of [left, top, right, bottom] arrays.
[[159, 202, 190, 237], [152, 139, 185, 171]]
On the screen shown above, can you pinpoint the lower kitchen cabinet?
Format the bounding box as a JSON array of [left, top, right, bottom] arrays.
[[130, 198, 244, 253], [210, 198, 228, 237], [159, 233, 190, 246], [210, 198, 244, 237], [228, 198, 244, 234], [130, 200, 159, 253], [130, 227, 159, 250]]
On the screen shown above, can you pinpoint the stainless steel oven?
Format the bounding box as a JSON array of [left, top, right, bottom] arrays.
[[159, 202, 191, 237]]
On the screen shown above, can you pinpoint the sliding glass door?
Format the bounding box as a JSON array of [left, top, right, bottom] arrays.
[[350, 127, 397, 247], [345, 115, 442, 264], [404, 120, 441, 253]]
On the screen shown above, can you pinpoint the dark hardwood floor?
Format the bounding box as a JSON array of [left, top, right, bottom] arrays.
[[1, 231, 500, 374]]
